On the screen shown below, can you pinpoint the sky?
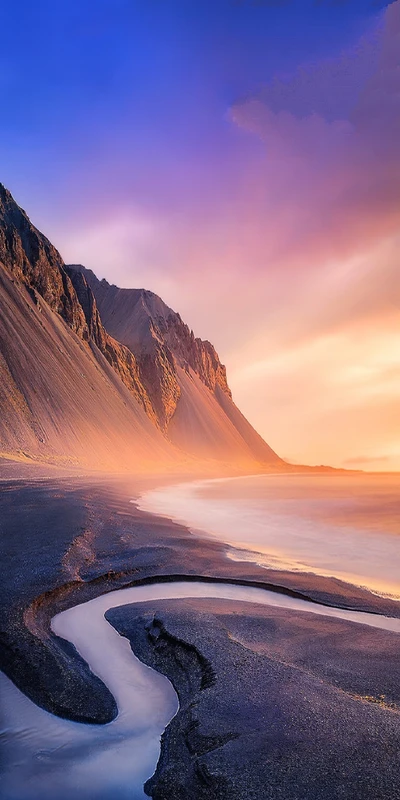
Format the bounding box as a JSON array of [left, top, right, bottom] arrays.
[[1, 0, 399, 470]]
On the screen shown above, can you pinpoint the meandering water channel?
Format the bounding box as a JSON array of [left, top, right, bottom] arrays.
[[2, 579, 400, 800]]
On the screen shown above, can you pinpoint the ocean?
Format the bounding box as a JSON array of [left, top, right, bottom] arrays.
[[139, 472, 400, 600]]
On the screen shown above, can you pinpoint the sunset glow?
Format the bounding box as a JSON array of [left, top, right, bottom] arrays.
[[2, 5, 400, 799], [1, 0, 399, 469]]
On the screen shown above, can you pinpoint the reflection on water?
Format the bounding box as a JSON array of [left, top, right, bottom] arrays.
[[2, 579, 400, 799], [0, 584, 179, 800], [139, 473, 400, 600], [2, 472, 400, 798]]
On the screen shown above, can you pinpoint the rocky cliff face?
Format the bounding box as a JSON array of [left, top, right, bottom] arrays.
[[64, 268, 157, 422], [0, 185, 88, 339], [0, 183, 282, 466], [0, 186, 155, 422], [0, 262, 174, 467], [68, 266, 232, 430], [68, 265, 282, 465]]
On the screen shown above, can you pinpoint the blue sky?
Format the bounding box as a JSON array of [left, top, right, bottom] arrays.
[[0, 0, 391, 221], [1, 0, 399, 469]]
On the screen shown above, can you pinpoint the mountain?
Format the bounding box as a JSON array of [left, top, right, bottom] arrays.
[[0, 185, 174, 469], [0, 183, 283, 470], [68, 265, 282, 464], [0, 186, 157, 421]]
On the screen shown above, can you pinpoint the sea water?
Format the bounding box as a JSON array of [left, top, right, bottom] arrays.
[[3, 579, 400, 799], [2, 471, 400, 798], [138, 473, 400, 600]]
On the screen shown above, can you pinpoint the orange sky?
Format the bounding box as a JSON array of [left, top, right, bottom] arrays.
[[16, 1, 400, 471]]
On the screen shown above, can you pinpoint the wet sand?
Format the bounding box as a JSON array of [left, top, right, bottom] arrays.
[[7, 578, 399, 800], [138, 472, 400, 599], [1, 464, 400, 798], [110, 597, 400, 800]]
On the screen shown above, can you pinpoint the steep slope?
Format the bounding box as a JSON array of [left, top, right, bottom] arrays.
[[0, 185, 156, 423], [0, 183, 282, 468], [0, 185, 174, 468], [69, 265, 282, 466], [0, 263, 175, 469]]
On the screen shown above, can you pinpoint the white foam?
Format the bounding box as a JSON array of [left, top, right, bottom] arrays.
[[138, 473, 400, 600]]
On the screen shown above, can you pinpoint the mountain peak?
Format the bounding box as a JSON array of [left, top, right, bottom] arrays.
[[0, 184, 282, 467], [0, 189, 157, 423], [0, 183, 12, 200], [67, 263, 233, 429], [67, 263, 281, 465]]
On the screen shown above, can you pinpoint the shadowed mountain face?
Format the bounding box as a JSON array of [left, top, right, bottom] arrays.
[[0, 264, 174, 469], [68, 265, 282, 465], [0, 183, 282, 469], [0, 186, 156, 423], [68, 266, 231, 430]]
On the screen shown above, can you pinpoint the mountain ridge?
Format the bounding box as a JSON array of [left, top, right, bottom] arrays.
[[0, 183, 283, 469], [67, 265, 232, 427], [0, 184, 157, 421], [68, 264, 282, 464]]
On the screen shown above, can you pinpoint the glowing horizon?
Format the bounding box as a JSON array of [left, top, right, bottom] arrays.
[[1, 0, 399, 470]]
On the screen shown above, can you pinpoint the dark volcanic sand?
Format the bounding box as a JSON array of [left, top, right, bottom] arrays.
[[1, 466, 400, 797], [108, 598, 400, 800]]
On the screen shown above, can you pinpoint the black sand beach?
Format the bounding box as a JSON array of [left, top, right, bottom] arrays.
[[109, 599, 400, 800], [1, 465, 400, 798]]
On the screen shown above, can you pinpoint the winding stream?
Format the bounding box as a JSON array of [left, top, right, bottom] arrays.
[[2, 579, 400, 799]]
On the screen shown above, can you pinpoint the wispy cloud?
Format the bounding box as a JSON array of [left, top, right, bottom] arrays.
[[229, 0, 400, 275], [56, 1, 400, 469], [343, 455, 392, 466]]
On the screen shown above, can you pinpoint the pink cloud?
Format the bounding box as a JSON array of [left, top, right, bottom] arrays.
[[55, 2, 400, 469], [58, 3, 400, 356], [229, 0, 400, 274]]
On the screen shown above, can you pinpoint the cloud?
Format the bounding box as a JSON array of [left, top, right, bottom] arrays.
[[57, 3, 400, 356], [214, 0, 400, 366], [229, 0, 400, 276], [231, 3, 400, 259], [53, 1, 400, 469], [343, 455, 392, 465]]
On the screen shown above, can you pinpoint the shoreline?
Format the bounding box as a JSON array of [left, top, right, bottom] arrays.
[[2, 467, 400, 798], [1, 470, 399, 717], [110, 593, 400, 800], [137, 471, 400, 603]]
